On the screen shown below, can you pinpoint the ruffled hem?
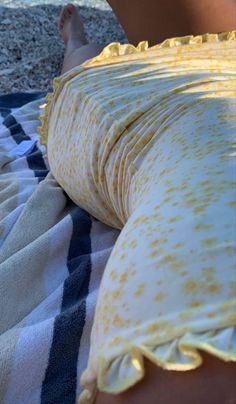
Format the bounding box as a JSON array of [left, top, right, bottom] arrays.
[[38, 31, 236, 147], [79, 326, 236, 403]]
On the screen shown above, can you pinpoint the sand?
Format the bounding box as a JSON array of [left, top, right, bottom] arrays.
[[0, 3, 126, 94]]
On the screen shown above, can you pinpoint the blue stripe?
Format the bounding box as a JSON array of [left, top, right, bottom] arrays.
[[3, 114, 29, 144], [0, 108, 11, 118], [26, 148, 49, 183], [0, 92, 46, 109], [41, 202, 92, 404], [0, 92, 46, 119], [2, 109, 48, 181], [1, 93, 93, 402]]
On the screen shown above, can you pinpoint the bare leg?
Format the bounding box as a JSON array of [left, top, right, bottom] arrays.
[[59, 4, 105, 74], [107, 0, 236, 45], [96, 353, 236, 404]]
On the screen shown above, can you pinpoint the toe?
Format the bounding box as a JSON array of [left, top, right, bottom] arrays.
[[65, 6, 71, 17], [59, 4, 72, 30], [66, 4, 75, 16], [67, 4, 76, 12]]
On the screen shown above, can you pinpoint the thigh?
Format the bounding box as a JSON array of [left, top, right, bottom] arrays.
[[96, 353, 236, 404], [107, 0, 236, 45]]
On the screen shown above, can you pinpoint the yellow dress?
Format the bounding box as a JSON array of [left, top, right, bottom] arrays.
[[39, 32, 236, 403]]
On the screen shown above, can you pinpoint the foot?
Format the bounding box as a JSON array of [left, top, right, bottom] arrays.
[[59, 3, 88, 48]]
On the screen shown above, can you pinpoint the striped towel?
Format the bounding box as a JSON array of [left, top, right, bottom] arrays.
[[0, 93, 119, 404]]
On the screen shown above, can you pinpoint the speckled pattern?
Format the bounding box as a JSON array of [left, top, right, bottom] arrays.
[[40, 32, 236, 403]]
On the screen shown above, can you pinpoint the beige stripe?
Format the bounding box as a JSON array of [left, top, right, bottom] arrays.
[[0, 174, 65, 333], [0, 328, 21, 402], [0, 165, 19, 238]]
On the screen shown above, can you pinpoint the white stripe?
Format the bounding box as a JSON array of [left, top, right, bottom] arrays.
[[0, 124, 16, 149], [2, 218, 72, 402], [12, 99, 46, 154], [0, 103, 42, 209], [0, 205, 24, 248], [42, 215, 73, 296], [8, 157, 38, 205], [3, 318, 55, 404]]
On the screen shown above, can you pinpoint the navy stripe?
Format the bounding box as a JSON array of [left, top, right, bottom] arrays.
[[0, 92, 46, 119], [41, 202, 92, 404], [0, 92, 46, 109], [26, 148, 49, 183], [3, 114, 29, 144], [2, 109, 48, 181], [0, 108, 11, 118]]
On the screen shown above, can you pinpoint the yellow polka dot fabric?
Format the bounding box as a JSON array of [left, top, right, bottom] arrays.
[[39, 32, 236, 404]]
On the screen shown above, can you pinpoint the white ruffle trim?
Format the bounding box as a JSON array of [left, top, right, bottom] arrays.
[[38, 31, 235, 147], [79, 326, 236, 403]]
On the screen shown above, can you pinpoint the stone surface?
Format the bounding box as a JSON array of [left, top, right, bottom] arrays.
[[0, 3, 126, 94]]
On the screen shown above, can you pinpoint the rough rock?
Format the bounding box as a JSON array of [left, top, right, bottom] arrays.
[[0, 3, 126, 94]]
